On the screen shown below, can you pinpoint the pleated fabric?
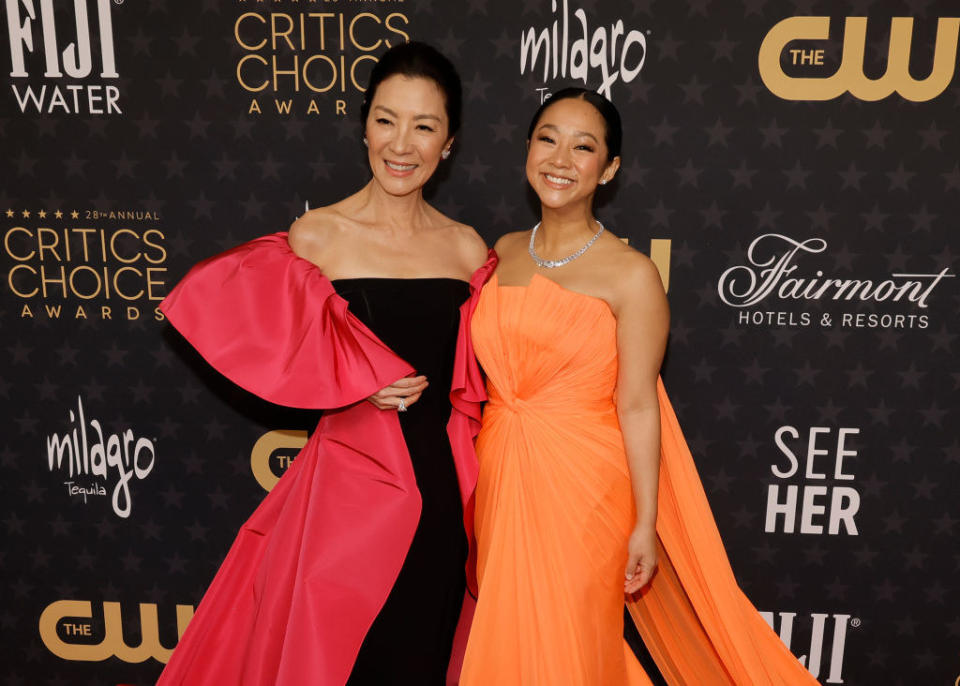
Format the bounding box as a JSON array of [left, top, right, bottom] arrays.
[[461, 273, 819, 686]]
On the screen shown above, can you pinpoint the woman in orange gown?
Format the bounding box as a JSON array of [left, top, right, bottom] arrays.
[[460, 89, 820, 685]]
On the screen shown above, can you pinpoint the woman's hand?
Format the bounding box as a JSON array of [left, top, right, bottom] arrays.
[[367, 375, 428, 411], [624, 523, 658, 594]]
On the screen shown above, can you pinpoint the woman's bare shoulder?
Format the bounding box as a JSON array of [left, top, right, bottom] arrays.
[[427, 207, 490, 268], [450, 220, 490, 266], [492, 230, 528, 255], [287, 207, 347, 258], [606, 245, 669, 322]]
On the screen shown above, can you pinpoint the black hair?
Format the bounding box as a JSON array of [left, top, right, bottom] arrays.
[[360, 41, 462, 136], [526, 87, 622, 160]]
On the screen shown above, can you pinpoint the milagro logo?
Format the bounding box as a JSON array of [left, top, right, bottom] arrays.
[[758, 16, 960, 102], [45, 396, 156, 518], [520, 0, 648, 101], [718, 234, 953, 330], [5, 0, 122, 114], [761, 609, 855, 683]]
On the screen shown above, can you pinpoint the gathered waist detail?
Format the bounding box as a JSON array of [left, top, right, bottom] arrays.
[[486, 386, 614, 417]]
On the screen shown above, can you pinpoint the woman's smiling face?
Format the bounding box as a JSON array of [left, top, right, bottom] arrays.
[[364, 74, 453, 197], [525, 96, 619, 210]]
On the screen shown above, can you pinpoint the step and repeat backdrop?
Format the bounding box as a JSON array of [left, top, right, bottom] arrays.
[[2, 0, 958, 684]]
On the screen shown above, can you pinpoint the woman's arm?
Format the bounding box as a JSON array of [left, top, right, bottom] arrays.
[[610, 252, 670, 594]]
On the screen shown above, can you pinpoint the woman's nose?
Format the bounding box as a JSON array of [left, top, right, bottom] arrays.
[[390, 125, 414, 154]]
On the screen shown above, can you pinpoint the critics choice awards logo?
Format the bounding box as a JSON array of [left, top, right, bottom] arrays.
[[718, 234, 953, 330], [520, 0, 648, 102], [3, 207, 168, 321], [234, 0, 410, 116], [45, 396, 156, 518], [758, 16, 960, 102], [5, 0, 122, 115], [39, 599, 193, 663]]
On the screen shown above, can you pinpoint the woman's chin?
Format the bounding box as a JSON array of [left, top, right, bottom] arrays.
[[536, 191, 587, 211], [372, 171, 430, 197]]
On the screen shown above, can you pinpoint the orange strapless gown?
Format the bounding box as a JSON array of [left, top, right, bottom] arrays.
[[461, 273, 819, 686]]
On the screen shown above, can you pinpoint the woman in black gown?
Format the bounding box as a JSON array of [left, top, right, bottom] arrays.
[[287, 43, 488, 683], [335, 279, 471, 683]]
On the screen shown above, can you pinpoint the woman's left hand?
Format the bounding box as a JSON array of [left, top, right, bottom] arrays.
[[624, 524, 658, 594]]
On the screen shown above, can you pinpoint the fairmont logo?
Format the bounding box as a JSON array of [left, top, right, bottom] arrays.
[[520, 0, 647, 101], [45, 396, 156, 518], [719, 234, 952, 309]]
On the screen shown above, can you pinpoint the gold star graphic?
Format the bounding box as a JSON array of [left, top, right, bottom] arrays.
[[38, 209, 47, 218], [54, 210, 63, 219], [71, 210, 80, 219], [21, 209, 30, 218], [5, 209, 13, 218]]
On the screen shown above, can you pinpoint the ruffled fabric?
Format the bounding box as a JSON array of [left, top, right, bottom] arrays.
[[156, 234, 497, 686], [161, 233, 413, 409]]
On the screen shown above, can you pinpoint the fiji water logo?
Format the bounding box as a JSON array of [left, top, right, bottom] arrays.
[[45, 396, 155, 518], [520, 0, 647, 101], [761, 610, 856, 683], [5, 0, 122, 114]]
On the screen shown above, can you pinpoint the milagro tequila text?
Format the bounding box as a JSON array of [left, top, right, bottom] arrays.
[[46, 396, 155, 518], [520, 0, 647, 100]]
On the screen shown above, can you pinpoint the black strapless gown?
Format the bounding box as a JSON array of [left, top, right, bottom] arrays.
[[333, 278, 470, 686]]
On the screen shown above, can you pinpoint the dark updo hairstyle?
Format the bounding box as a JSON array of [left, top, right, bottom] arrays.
[[526, 87, 622, 160], [360, 41, 463, 136]]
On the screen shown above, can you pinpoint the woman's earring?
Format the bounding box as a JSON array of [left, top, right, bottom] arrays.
[[441, 148, 451, 160], [599, 179, 608, 185], [363, 137, 368, 147]]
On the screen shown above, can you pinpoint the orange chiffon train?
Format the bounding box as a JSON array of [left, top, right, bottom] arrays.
[[461, 274, 818, 686]]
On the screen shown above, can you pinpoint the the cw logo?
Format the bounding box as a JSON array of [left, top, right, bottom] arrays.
[[251, 429, 308, 492], [39, 600, 194, 663], [759, 16, 960, 101]]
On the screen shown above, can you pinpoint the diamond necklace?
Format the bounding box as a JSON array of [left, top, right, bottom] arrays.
[[528, 220, 605, 269]]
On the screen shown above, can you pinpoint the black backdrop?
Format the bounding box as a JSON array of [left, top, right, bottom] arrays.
[[2, 0, 958, 684]]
